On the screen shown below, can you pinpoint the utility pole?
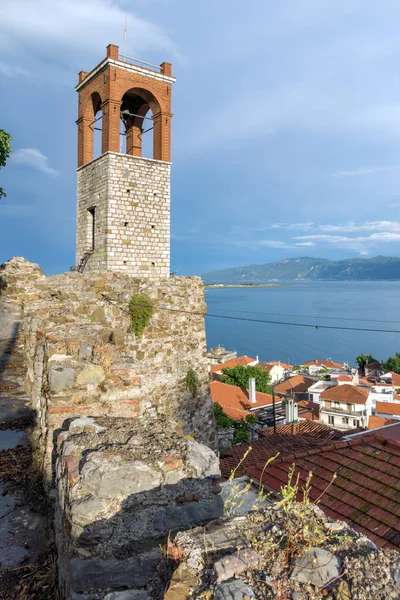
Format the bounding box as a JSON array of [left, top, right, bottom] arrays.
[[272, 385, 276, 433]]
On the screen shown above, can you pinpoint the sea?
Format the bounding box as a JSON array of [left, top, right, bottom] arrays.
[[204, 281, 400, 367]]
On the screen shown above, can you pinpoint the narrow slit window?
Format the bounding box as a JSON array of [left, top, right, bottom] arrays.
[[88, 207, 96, 250]]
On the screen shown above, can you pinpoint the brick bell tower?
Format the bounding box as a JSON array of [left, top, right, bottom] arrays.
[[75, 44, 175, 276]]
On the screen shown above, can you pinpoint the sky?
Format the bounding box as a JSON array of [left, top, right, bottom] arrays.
[[2, 0, 400, 275]]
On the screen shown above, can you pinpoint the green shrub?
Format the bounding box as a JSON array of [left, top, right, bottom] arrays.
[[213, 403, 233, 428], [185, 368, 199, 398], [128, 294, 154, 337]]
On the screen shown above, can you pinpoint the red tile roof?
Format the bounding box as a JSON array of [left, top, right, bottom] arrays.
[[320, 384, 370, 405], [368, 416, 398, 430], [297, 399, 320, 420], [303, 359, 344, 369], [365, 361, 382, 369], [210, 381, 272, 420], [263, 361, 292, 371], [247, 435, 400, 549], [259, 419, 345, 441], [219, 434, 329, 480], [210, 356, 257, 373], [375, 401, 400, 417], [393, 373, 400, 387], [274, 375, 314, 395], [336, 376, 352, 382]]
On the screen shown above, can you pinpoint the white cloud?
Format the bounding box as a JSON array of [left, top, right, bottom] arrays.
[[333, 164, 400, 177], [294, 232, 400, 244], [10, 149, 60, 177], [259, 222, 314, 231], [318, 221, 400, 233], [0, 0, 179, 82]]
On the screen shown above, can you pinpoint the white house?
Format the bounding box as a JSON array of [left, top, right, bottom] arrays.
[[262, 361, 292, 384], [303, 360, 345, 376], [319, 384, 372, 430], [368, 384, 394, 408], [307, 380, 333, 404]]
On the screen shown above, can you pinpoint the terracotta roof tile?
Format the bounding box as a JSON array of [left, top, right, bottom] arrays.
[[303, 359, 344, 369], [365, 362, 382, 369], [368, 415, 398, 430], [393, 373, 400, 387], [247, 435, 400, 549], [274, 375, 314, 395], [320, 384, 370, 405], [210, 356, 257, 373], [376, 401, 400, 417], [219, 434, 328, 480], [263, 361, 292, 371], [259, 419, 345, 440], [210, 381, 272, 420]]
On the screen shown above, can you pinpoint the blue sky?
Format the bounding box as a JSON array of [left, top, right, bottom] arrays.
[[2, 0, 400, 275]]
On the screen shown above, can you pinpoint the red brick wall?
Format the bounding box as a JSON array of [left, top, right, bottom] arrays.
[[77, 44, 174, 167]]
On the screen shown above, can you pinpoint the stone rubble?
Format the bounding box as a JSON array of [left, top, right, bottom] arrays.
[[169, 505, 400, 600]]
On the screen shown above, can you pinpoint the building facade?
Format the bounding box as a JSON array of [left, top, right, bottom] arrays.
[[319, 384, 372, 430]]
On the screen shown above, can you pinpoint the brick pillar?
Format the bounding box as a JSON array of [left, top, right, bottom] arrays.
[[160, 62, 172, 76], [153, 112, 172, 162], [107, 44, 119, 60], [76, 117, 94, 167], [101, 99, 121, 154], [126, 125, 142, 156]]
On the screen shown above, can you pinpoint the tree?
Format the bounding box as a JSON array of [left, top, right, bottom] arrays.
[[0, 129, 12, 199], [356, 353, 377, 371], [383, 353, 400, 375], [220, 364, 272, 393], [212, 403, 257, 445]]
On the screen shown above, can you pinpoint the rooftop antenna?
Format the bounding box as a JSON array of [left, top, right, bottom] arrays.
[[124, 16, 127, 56]]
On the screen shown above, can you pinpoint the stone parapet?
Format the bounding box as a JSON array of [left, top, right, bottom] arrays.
[[0, 258, 219, 599], [19, 269, 216, 474], [55, 417, 222, 599]]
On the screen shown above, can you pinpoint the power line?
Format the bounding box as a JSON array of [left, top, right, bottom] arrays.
[[205, 307, 400, 325], [204, 312, 400, 334], [101, 293, 400, 335]]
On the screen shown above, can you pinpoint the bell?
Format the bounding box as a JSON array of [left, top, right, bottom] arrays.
[[121, 108, 133, 119]]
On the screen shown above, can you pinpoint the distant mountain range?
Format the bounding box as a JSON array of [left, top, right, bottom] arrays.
[[202, 256, 400, 283]]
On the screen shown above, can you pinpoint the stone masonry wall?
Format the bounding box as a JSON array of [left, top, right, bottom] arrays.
[[55, 417, 222, 599], [1, 258, 220, 599], [76, 154, 109, 272], [16, 268, 216, 477], [76, 152, 170, 276]]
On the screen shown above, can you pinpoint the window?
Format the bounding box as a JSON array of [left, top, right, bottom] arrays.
[[328, 415, 335, 425], [353, 419, 360, 427], [342, 417, 349, 424], [88, 207, 96, 250]]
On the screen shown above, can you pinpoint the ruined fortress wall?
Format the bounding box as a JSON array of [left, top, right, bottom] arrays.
[[17, 269, 216, 476], [1, 258, 221, 599], [76, 152, 170, 276], [55, 417, 222, 599]]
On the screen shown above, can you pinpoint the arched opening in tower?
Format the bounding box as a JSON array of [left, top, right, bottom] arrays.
[[91, 92, 102, 159], [120, 88, 160, 160]]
